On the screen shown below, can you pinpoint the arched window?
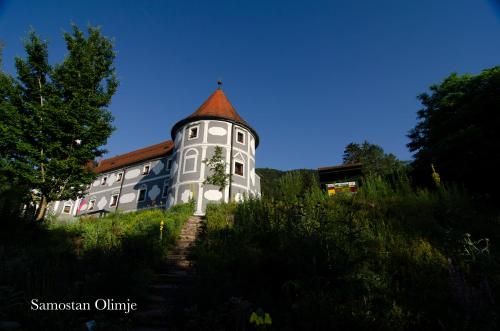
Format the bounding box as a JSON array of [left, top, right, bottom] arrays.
[[183, 148, 198, 174]]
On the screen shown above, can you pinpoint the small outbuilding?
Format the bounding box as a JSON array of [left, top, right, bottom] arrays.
[[318, 163, 363, 195]]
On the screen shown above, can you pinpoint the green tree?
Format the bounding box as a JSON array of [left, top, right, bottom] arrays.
[[203, 146, 231, 192], [0, 42, 34, 219], [343, 140, 403, 177], [4, 25, 118, 220], [407, 67, 500, 196]]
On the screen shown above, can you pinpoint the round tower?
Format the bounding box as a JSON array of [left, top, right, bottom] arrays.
[[167, 84, 260, 215]]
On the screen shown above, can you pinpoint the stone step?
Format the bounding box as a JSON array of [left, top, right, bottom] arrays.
[[137, 216, 203, 329], [154, 273, 194, 283], [166, 255, 189, 261], [131, 327, 170, 331], [150, 283, 183, 290], [144, 294, 168, 303], [165, 260, 192, 268], [133, 308, 168, 326]]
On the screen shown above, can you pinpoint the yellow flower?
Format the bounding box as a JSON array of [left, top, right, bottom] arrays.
[[431, 164, 441, 186]]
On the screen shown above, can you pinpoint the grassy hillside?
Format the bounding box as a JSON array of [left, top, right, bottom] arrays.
[[256, 167, 318, 198], [0, 204, 194, 329], [192, 175, 500, 330]]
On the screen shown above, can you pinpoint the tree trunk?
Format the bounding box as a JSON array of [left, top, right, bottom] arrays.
[[35, 195, 48, 221]]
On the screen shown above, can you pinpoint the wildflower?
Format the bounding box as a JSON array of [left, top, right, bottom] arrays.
[[159, 220, 164, 240], [431, 163, 441, 186], [249, 309, 272, 326]]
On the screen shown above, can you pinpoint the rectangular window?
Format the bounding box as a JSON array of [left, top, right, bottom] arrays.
[[235, 161, 244, 176], [63, 204, 72, 214], [142, 164, 150, 175], [110, 194, 119, 207], [188, 126, 199, 139], [116, 172, 123, 182], [138, 188, 147, 202], [88, 199, 96, 210], [101, 176, 108, 185], [236, 130, 245, 144], [166, 159, 172, 170]]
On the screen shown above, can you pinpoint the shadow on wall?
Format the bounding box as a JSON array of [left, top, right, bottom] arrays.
[[76, 158, 172, 218]]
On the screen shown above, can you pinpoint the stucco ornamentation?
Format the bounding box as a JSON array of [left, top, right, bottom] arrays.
[[181, 189, 193, 203], [208, 127, 227, 136], [125, 169, 141, 179], [152, 160, 164, 175], [250, 138, 255, 155], [97, 196, 107, 210], [250, 168, 255, 185], [175, 132, 182, 147], [149, 185, 161, 200], [119, 193, 136, 204], [171, 160, 178, 176], [167, 194, 175, 207], [107, 173, 116, 186], [204, 189, 223, 201], [79, 202, 88, 211]]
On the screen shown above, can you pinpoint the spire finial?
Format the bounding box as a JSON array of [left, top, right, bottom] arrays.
[[217, 79, 223, 89]]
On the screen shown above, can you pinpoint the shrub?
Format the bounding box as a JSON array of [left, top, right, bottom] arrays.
[[0, 203, 193, 330], [193, 175, 499, 330]]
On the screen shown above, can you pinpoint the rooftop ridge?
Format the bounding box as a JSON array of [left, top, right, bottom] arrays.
[[94, 140, 173, 173]]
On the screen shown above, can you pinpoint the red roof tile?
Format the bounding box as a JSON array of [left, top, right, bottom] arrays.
[[187, 89, 249, 126], [93, 140, 173, 173], [171, 88, 259, 147]]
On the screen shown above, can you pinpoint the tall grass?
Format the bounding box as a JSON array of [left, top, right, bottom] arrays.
[[192, 175, 499, 330], [0, 203, 193, 330]]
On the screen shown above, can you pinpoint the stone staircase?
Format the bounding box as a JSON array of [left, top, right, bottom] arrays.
[[131, 216, 203, 330]]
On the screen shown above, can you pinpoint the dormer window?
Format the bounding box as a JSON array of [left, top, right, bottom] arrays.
[[101, 176, 108, 185], [142, 164, 150, 175], [188, 126, 199, 140]]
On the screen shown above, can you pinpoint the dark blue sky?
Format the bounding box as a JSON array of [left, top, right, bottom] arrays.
[[1, 0, 499, 170]]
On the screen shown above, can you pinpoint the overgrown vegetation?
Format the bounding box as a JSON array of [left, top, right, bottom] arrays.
[[408, 66, 500, 199], [256, 168, 318, 198], [0, 203, 193, 330], [191, 173, 499, 330]]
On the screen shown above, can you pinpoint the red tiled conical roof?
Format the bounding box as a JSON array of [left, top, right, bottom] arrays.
[[171, 88, 259, 147], [188, 89, 248, 125]]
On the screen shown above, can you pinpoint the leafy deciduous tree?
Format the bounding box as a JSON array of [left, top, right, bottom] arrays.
[[407, 67, 500, 197], [1, 25, 118, 220], [343, 140, 404, 177]]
